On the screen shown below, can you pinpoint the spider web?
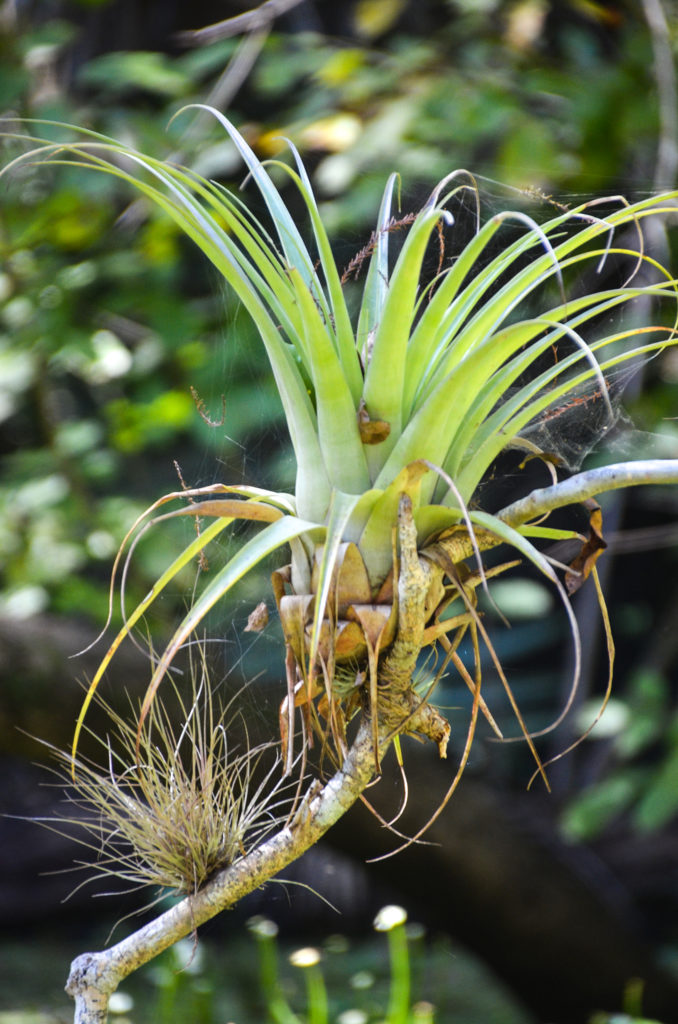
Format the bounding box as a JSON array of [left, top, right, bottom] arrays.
[[516, 362, 642, 471], [434, 179, 666, 473], [178, 277, 294, 735]]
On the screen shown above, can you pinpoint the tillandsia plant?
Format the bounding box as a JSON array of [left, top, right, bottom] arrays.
[[5, 108, 678, 1022], [35, 646, 301, 908]]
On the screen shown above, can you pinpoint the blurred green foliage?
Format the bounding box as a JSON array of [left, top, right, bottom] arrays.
[[563, 668, 678, 839], [0, 24, 285, 622], [0, 916, 535, 1024]]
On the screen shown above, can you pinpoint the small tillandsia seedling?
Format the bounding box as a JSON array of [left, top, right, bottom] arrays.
[[33, 646, 301, 907]]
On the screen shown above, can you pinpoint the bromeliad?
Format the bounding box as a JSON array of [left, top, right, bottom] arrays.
[[6, 108, 678, 791]]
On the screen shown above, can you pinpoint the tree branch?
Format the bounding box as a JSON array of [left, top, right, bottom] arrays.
[[498, 460, 678, 528], [66, 716, 381, 1023], [176, 0, 305, 46]]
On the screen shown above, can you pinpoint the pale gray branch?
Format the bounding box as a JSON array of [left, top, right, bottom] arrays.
[[173, 28, 270, 148], [177, 0, 305, 46], [498, 459, 678, 528]]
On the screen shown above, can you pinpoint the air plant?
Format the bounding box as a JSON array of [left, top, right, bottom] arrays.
[[35, 650, 300, 903], [6, 109, 673, 780]]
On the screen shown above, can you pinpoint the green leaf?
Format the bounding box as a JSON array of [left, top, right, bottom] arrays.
[[138, 514, 322, 729], [278, 149, 363, 402], [79, 52, 191, 98], [290, 267, 370, 494], [359, 460, 430, 583], [181, 106, 320, 296], [355, 172, 399, 362], [615, 669, 668, 758], [632, 738, 678, 832], [362, 203, 443, 465]]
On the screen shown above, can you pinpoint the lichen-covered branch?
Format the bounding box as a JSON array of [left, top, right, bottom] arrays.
[[498, 460, 678, 529], [379, 494, 429, 691], [377, 495, 451, 754]]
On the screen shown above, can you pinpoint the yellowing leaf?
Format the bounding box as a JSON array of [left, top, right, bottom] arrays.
[[353, 0, 407, 38], [299, 114, 362, 153], [565, 499, 607, 594], [358, 399, 391, 444], [313, 49, 365, 87]]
